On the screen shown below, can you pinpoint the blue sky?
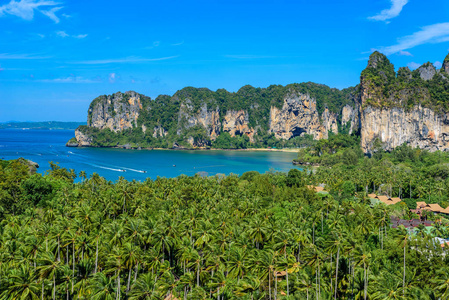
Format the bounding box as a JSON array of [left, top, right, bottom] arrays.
[[1, 0, 449, 121]]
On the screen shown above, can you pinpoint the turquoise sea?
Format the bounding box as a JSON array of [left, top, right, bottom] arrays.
[[0, 129, 300, 181]]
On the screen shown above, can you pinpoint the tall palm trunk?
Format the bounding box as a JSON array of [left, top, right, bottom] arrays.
[[286, 268, 289, 298], [117, 269, 121, 300], [269, 269, 271, 300], [127, 267, 132, 291], [134, 263, 139, 282], [197, 262, 200, 286], [53, 275, 56, 300], [334, 247, 340, 300], [275, 274, 277, 300], [363, 263, 366, 300], [403, 243, 406, 296]]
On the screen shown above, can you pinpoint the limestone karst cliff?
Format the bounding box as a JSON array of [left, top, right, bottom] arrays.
[[359, 52, 449, 153], [72, 51, 449, 152], [74, 83, 354, 148], [87, 91, 145, 131]]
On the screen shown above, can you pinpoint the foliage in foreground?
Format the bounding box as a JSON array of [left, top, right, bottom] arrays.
[[1, 157, 449, 299]]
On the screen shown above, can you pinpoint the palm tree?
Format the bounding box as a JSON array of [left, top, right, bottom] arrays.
[[234, 275, 260, 300], [1, 265, 40, 300], [371, 271, 407, 300], [432, 267, 449, 299], [90, 272, 116, 300], [37, 251, 62, 300], [129, 273, 160, 300], [395, 227, 409, 297]]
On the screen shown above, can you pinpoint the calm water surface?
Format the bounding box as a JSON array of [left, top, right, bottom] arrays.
[[0, 129, 300, 181]]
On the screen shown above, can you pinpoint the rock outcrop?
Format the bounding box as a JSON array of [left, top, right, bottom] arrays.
[[177, 102, 220, 140], [222, 110, 255, 141], [341, 104, 359, 134], [75, 129, 93, 147], [417, 63, 436, 81], [360, 105, 449, 152], [88, 91, 142, 132], [153, 126, 167, 138], [269, 93, 338, 140], [359, 52, 449, 153]]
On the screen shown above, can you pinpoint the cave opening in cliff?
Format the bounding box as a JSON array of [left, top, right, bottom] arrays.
[[291, 127, 306, 138]]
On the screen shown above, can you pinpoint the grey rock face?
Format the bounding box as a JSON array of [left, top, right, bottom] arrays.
[[222, 110, 255, 141], [153, 126, 168, 138], [417, 63, 436, 81], [88, 91, 142, 132], [177, 102, 221, 140], [269, 92, 339, 140], [360, 105, 449, 153], [75, 129, 93, 146]]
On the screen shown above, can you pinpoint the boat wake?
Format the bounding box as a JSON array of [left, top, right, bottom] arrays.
[[66, 151, 146, 173], [121, 167, 147, 173], [91, 164, 126, 172]]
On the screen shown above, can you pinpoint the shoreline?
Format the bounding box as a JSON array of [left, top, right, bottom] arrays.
[[74, 145, 301, 153]]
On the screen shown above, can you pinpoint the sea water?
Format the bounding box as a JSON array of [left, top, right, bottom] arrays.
[[0, 129, 300, 181]]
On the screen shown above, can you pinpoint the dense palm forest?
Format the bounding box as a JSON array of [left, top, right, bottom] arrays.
[[1, 149, 449, 300]]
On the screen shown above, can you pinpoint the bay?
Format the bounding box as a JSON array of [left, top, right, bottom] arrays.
[[0, 129, 300, 181]]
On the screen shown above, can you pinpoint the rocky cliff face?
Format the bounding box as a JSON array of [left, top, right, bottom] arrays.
[[269, 93, 338, 140], [75, 129, 93, 146], [177, 101, 220, 140], [73, 51, 449, 152], [341, 104, 359, 134], [360, 105, 449, 152], [359, 52, 449, 153], [88, 91, 142, 132], [222, 110, 255, 141]]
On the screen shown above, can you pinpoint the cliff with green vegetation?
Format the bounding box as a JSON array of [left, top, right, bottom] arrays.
[[73, 83, 357, 149], [72, 51, 449, 152], [360, 52, 449, 153]]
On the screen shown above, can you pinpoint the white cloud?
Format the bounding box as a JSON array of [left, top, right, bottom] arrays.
[[0, 65, 3, 72], [73, 55, 179, 65], [0, 0, 63, 23], [398, 50, 413, 56], [0, 52, 50, 59], [434, 61, 442, 68], [40, 6, 62, 23], [171, 41, 184, 46], [73, 34, 87, 39], [38, 75, 98, 83], [368, 0, 408, 22], [407, 62, 421, 70], [376, 22, 449, 55], [56, 30, 68, 37], [56, 31, 87, 39], [108, 73, 116, 83]]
